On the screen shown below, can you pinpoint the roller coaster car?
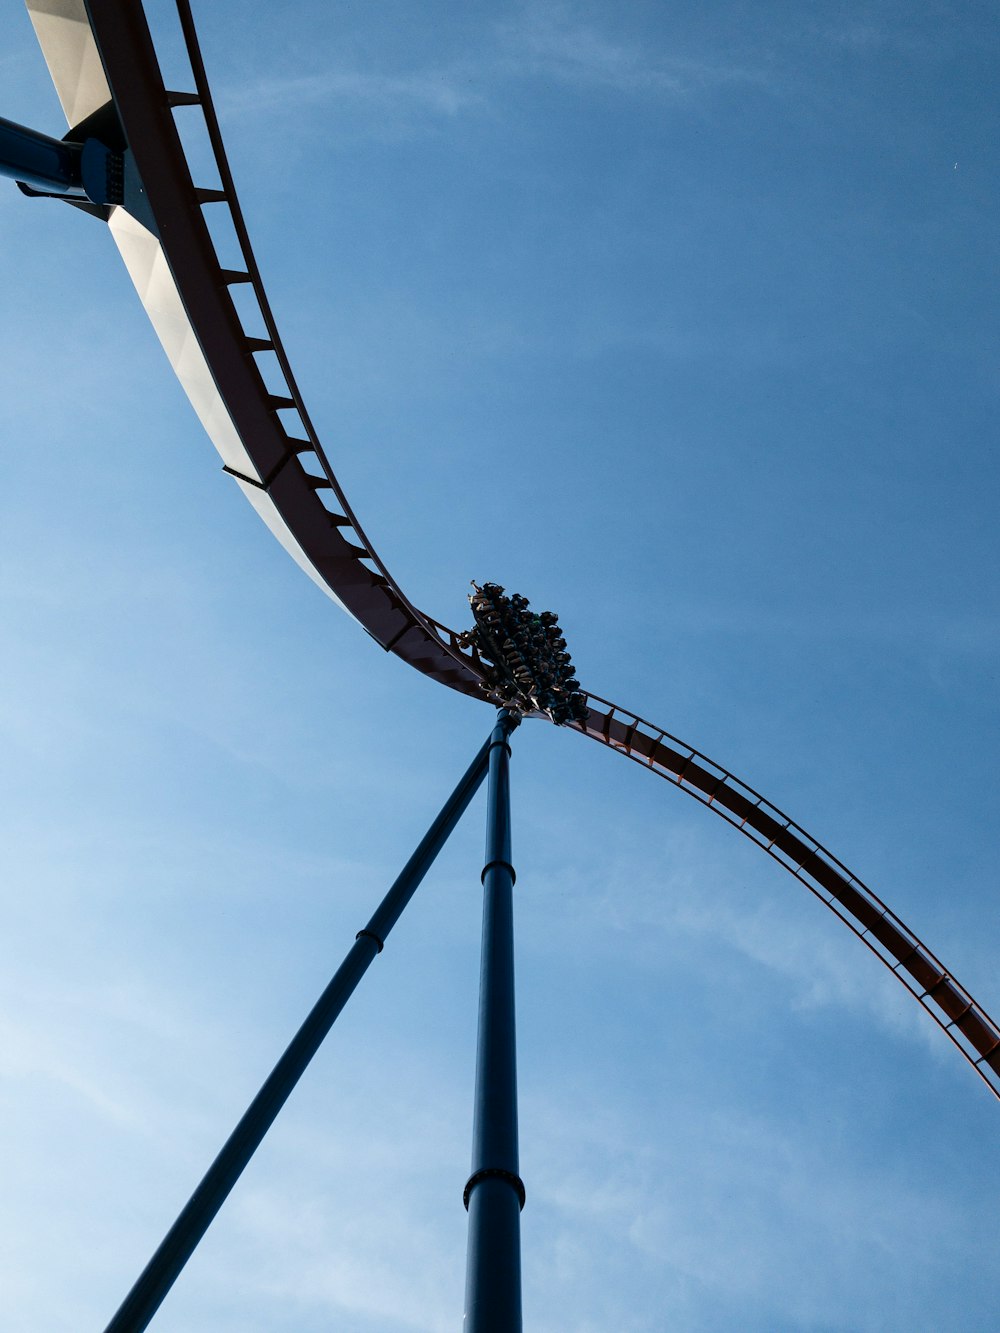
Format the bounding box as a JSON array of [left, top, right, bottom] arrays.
[[466, 582, 589, 725]]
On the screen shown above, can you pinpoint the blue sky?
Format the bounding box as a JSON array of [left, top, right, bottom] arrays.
[[1, 1, 999, 1329]]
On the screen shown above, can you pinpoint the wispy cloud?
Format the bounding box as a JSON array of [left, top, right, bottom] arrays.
[[217, 67, 484, 121], [808, 10, 972, 62], [496, 4, 767, 99], [540, 823, 937, 1054], [517, 1087, 987, 1331], [215, 6, 769, 132], [653, 594, 1000, 654], [0, 973, 222, 1137]]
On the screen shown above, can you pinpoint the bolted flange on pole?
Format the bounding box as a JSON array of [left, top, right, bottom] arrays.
[[463, 707, 524, 1333]]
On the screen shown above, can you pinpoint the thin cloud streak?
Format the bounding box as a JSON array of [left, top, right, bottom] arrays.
[[496, 5, 768, 98], [553, 830, 937, 1054], [215, 9, 769, 130], [520, 1089, 985, 1331], [218, 67, 484, 120]]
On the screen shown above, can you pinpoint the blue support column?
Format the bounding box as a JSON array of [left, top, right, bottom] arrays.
[[0, 114, 84, 194], [102, 728, 494, 1333], [464, 709, 524, 1333]]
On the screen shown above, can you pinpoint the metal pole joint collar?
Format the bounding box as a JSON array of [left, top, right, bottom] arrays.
[[463, 1166, 526, 1211], [480, 858, 516, 886]]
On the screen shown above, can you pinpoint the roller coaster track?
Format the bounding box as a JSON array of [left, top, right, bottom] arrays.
[[23, 0, 1000, 1101]]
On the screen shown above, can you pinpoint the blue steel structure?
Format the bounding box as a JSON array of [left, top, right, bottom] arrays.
[[0, 113, 87, 194], [465, 710, 524, 1333], [101, 718, 523, 1333], [3, 2, 1000, 1330]]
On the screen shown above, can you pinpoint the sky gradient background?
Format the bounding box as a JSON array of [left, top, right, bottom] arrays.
[[1, 1, 999, 1329]]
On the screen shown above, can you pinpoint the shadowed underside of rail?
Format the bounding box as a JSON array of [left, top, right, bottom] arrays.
[[24, 0, 1000, 1099]]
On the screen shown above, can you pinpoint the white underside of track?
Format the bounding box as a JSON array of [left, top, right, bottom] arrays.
[[30, 0, 357, 622], [108, 210, 260, 482], [26, 0, 108, 127], [108, 207, 354, 615]]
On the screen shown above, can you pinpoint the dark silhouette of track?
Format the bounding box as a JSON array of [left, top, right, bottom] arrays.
[[23, 0, 1000, 1100]]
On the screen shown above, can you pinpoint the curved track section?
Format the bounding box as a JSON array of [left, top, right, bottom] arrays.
[[26, 1, 999, 1100], [29, 0, 489, 698], [574, 692, 1000, 1100]]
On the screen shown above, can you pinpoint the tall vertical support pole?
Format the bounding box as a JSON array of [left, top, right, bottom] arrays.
[[463, 708, 524, 1332]]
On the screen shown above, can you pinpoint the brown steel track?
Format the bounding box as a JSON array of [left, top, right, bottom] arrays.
[[82, 0, 488, 699], [29, 2, 1000, 1100], [573, 694, 1000, 1100]]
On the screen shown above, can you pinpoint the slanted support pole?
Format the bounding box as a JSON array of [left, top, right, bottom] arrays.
[[463, 708, 524, 1332], [102, 726, 495, 1333]]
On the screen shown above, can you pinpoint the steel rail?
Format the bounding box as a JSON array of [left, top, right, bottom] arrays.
[[169, 0, 484, 692], [574, 692, 1000, 1101], [23, 1, 1000, 1102], [38, 0, 491, 697]]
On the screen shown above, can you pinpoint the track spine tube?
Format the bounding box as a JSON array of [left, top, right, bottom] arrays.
[[464, 708, 524, 1333], [101, 728, 494, 1333]]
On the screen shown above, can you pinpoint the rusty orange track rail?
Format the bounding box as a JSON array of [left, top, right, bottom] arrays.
[[575, 692, 1000, 1099]]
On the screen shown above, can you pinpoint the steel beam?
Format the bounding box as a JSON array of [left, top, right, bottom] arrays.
[[0, 114, 84, 194]]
